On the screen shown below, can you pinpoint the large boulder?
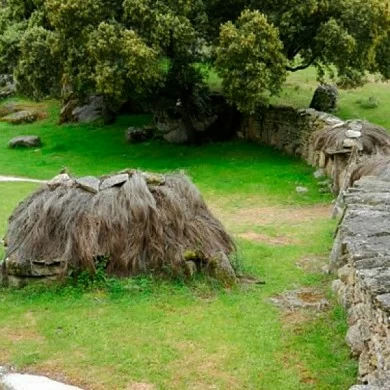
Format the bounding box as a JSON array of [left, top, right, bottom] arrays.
[[126, 126, 154, 143], [310, 84, 338, 112], [1, 110, 39, 124], [8, 135, 41, 148], [163, 127, 190, 145], [0, 103, 19, 118], [0, 75, 16, 99], [154, 93, 241, 144], [60, 95, 114, 124]]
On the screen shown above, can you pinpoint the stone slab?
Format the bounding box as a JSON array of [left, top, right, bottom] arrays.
[[76, 176, 100, 193], [100, 174, 128, 190], [376, 293, 390, 312], [0, 373, 83, 390]]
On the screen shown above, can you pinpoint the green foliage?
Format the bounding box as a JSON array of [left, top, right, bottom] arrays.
[[87, 22, 163, 103], [357, 96, 379, 110], [1, 0, 390, 113], [14, 26, 61, 99], [215, 10, 287, 113], [73, 255, 110, 289], [213, 0, 390, 108], [0, 17, 25, 73]]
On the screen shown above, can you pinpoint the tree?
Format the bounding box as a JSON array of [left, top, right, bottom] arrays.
[[215, 10, 287, 113], [213, 0, 390, 111], [0, 0, 389, 114], [0, 0, 208, 110]]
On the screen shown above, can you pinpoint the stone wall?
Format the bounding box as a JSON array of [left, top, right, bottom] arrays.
[[331, 176, 390, 388], [241, 106, 347, 191], [240, 105, 340, 160], [241, 106, 390, 388], [241, 105, 390, 193]]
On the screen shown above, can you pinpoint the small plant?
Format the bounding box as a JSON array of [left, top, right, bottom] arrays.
[[358, 96, 379, 109], [74, 255, 110, 289]]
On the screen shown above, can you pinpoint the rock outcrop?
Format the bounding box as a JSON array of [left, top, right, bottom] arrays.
[[59, 95, 113, 124], [310, 84, 338, 112], [126, 126, 154, 143], [1, 110, 39, 125], [0, 75, 16, 99], [154, 93, 241, 144]]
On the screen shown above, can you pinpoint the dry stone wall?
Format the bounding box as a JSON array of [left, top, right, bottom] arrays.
[[331, 176, 390, 388], [240, 105, 390, 193], [241, 105, 346, 190], [240, 105, 340, 160]]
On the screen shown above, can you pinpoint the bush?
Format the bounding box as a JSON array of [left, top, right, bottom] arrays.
[[357, 96, 379, 109]]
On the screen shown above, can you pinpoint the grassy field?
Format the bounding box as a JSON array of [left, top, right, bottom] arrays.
[[209, 67, 390, 129], [271, 68, 390, 129], [0, 73, 382, 389]]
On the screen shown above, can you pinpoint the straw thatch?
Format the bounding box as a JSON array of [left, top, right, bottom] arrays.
[[2, 171, 236, 285], [350, 155, 390, 185], [313, 120, 390, 156], [314, 120, 390, 156]]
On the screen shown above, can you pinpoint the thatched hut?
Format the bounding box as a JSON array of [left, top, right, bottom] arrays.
[[312, 120, 390, 192], [1, 170, 236, 287]]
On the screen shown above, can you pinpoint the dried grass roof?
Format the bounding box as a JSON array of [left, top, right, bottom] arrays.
[[314, 120, 390, 156], [351, 155, 390, 185], [3, 171, 235, 281]]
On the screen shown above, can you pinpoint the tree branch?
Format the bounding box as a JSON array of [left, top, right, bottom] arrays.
[[286, 57, 315, 72]]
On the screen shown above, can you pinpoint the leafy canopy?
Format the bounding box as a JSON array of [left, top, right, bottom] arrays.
[[0, 0, 389, 112]]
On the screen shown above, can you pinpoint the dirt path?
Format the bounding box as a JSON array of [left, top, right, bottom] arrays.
[[210, 203, 332, 226], [0, 175, 46, 184]]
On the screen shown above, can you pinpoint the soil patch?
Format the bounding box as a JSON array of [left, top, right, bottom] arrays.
[[2, 327, 43, 343], [270, 288, 329, 311], [211, 204, 331, 227], [237, 231, 297, 245], [127, 383, 156, 390], [296, 256, 329, 273]]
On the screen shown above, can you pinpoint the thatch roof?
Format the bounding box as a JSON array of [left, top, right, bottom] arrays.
[[350, 155, 390, 185], [2, 170, 236, 286], [313, 120, 390, 156]]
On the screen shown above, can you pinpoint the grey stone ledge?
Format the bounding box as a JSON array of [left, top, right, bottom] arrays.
[[100, 174, 129, 190], [76, 176, 100, 194]]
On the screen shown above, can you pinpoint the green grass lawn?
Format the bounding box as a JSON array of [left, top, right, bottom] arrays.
[[271, 68, 390, 129], [0, 91, 364, 389]]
